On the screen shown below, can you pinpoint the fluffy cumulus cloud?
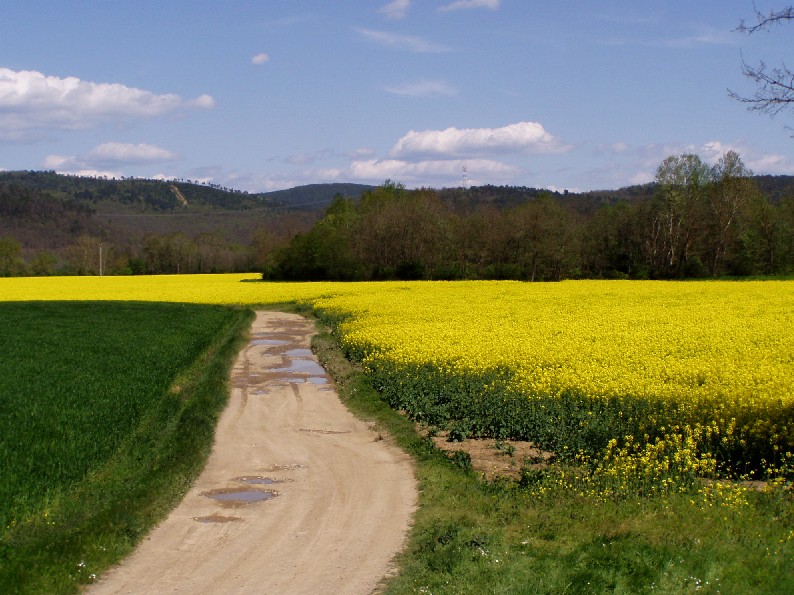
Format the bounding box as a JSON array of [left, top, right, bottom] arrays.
[[251, 53, 270, 65], [379, 0, 411, 19], [438, 0, 500, 13], [0, 68, 214, 140], [384, 79, 457, 97], [390, 121, 572, 158]]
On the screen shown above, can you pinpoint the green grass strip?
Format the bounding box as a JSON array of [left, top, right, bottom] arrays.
[[0, 302, 253, 594]]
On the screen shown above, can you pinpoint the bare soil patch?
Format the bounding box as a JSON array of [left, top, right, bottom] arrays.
[[421, 428, 553, 482]]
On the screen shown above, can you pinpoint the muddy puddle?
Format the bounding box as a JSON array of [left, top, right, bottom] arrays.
[[247, 323, 332, 389], [202, 487, 278, 507], [270, 359, 327, 376], [284, 348, 313, 357]]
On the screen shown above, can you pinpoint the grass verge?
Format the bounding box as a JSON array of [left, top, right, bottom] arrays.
[[0, 302, 253, 594], [312, 317, 794, 595]]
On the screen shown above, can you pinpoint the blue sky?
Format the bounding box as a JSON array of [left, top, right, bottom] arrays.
[[1, 0, 792, 192]]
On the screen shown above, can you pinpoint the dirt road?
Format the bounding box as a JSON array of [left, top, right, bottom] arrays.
[[89, 311, 417, 594]]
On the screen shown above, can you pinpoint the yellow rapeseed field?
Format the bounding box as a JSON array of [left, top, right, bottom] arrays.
[[313, 280, 792, 407], [310, 280, 793, 473], [2, 274, 792, 474]]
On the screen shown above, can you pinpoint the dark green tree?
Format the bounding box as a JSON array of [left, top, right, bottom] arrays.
[[0, 236, 21, 276]]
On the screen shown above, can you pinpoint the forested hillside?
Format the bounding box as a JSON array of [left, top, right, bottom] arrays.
[[1, 158, 793, 279], [0, 172, 372, 275]]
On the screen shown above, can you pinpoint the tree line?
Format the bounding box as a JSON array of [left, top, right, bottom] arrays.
[[1, 150, 792, 280], [265, 151, 794, 281]]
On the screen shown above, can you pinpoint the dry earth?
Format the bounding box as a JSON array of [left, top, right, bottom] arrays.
[[88, 311, 417, 594], [424, 431, 553, 482]]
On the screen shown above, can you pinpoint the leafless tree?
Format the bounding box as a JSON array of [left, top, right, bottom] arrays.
[[730, 4, 794, 118]]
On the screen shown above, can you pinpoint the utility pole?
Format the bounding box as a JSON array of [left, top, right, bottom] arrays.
[[99, 244, 103, 277]]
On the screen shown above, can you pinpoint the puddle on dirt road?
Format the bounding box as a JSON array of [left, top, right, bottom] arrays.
[[234, 476, 279, 485], [269, 376, 328, 386], [202, 488, 278, 506], [243, 321, 332, 393], [270, 359, 327, 376], [284, 348, 313, 357], [193, 514, 241, 523]]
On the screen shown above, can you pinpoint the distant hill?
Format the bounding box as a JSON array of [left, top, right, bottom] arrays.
[[0, 172, 376, 250], [0, 171, 268, 214], [753, 175, 794, 204], [1, 170, 792, 253], [261, 183, 377, 209], [0, 171, 377, 213]]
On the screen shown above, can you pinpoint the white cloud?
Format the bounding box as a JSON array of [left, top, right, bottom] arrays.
[[384, 80, 458, 97], [42, 142, 178, 176], [252, 53, 270, 65], [635, 139, 794, 175], [164, 153, 522, 193], [0, 68, 214, 140], [591, 139, 794, 190], [41, 154, 122, 179], [438, 0, 500, 13], [83, 142, 179, 164], [41, 154, 79, 170], [379, 0, 411, 19], [390, 121, 572, 158], [317, 157, 517, 187], [700, 140, 794, 175], [188, 94, 216, 109], [68, 169, 124, 179], [355, 28, 451, 53], [747, 153, 794, 174]]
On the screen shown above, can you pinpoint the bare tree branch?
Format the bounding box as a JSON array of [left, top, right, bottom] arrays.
[[736, 3, 794, 33], [729, 56, 794, 115], [731, 4, 794, 120]]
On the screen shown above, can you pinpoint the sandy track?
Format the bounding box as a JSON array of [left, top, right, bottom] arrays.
[[89, 311, 416, 594]]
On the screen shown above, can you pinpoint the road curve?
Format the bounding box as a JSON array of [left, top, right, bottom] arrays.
[[89, 311, 417, 594]]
